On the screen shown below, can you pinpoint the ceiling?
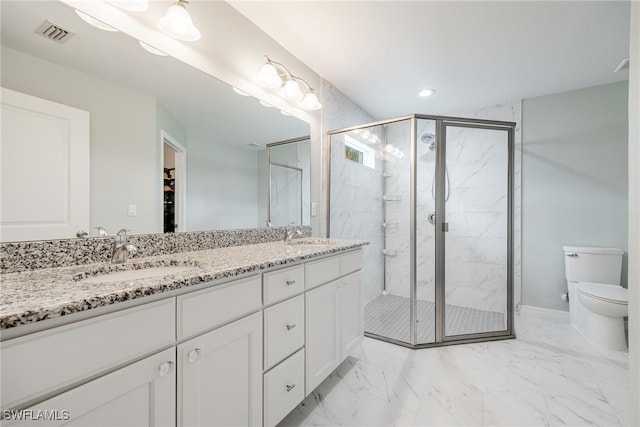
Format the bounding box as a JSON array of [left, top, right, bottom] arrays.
[[229, 1, 631, 119]]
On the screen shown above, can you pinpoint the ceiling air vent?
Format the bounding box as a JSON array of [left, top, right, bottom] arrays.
[[35, 20, 75, 44]]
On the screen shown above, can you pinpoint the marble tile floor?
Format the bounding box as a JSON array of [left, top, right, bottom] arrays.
[[279, 309, 630, 426]]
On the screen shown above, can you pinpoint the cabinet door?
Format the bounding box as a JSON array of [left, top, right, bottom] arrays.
[[3, 348, 176, 427], [305, 280, 341, 395], [178, 312, 262, 427], [340, 271, 363, 357]]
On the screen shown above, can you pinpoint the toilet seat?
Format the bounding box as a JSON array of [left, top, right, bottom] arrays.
[[577, 282, 628, 305]]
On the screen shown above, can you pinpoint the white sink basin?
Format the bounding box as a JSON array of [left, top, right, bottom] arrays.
[[80, 266, 195, 284]]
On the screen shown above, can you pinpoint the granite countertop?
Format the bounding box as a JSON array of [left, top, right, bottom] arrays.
[[0, 238, 367, 330]]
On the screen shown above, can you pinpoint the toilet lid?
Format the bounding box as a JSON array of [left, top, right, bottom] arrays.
[[577, 282, 628, 304]]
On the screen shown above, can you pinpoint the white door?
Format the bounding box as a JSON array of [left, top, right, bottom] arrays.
[[178, 312, 262, 427], [340, 271, 364, 357], [3, 348, 176, 427], [1, 88, 89, 242], [305, 280, 341, 395]]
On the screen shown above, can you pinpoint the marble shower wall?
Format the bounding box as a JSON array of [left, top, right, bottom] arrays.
[[323, 81, 383, 305]]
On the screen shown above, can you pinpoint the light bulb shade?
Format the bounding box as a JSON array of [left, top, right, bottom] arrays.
[[257, 63, 282, 88], [300, 92, 322, 110], [281, 80, 303, 102], [158, 3, 201, 41]]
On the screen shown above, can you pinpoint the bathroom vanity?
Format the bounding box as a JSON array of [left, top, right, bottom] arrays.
[[0, 238, 366, 426]]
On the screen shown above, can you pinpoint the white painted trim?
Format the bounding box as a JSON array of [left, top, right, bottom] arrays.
[[160, 130, 187, 232], [519, 305, 570, 321]]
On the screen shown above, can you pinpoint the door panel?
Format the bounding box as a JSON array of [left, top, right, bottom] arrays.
[[1, 88, 89, 242], [442, 124, 510, 338]]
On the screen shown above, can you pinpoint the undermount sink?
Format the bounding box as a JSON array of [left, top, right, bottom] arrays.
[[79, 266, 195, 284]]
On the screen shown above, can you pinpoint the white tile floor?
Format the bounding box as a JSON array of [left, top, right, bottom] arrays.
[[279, 309, 630, 426]]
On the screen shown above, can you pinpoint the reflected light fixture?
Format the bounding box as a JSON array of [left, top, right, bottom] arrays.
[[158, 0, 201, 42], [139, 41, 168, 56], [256, 55, 322, 111], [108, 0, 149, 11], [232, 87, 251, 96], [75, 10, 118, 32]]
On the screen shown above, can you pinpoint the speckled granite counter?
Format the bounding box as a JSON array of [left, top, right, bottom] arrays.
[[0, 238, 367, 330]]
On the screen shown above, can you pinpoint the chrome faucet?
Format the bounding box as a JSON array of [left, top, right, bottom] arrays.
[[111, 228, 137, 264], [283, 223, 303, 243]]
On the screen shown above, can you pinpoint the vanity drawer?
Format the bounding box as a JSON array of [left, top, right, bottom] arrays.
[[340, 249, 363, 276], [264, 295, 304, 370], [263, 265, 305, 305], [305, 255, 341, 290], [177, 275, 262, 339], [263, 348, 305, 427], [1, 298, 175, 410]]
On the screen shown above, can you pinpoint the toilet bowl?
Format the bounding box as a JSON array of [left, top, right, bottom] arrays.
[[563, 246, 627, 351], [576, 282, 628, 350]]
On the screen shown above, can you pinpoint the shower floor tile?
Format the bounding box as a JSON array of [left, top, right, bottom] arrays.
[[364, 293, 506, 343]]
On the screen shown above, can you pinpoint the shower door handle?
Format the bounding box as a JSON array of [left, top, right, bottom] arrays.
[[442, 222, 449, 232]]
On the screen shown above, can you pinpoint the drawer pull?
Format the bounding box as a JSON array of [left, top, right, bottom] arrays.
[[285, 323, 297, 331], [188, 348, 201, 363], [158, 361, 174, 377], [285, 384, 296, 392], [285, 280, 296, 286]]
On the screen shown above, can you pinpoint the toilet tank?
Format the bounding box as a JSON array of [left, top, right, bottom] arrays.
[[562, 246, 623, 284]]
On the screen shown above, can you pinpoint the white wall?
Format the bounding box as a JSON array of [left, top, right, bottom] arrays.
[[628, 2, 640, 424], [1, 47, 160, 235], [522, 81, 629, 311], [187, 135, 259, 230]]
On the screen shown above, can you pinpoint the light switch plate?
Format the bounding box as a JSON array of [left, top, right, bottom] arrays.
[[128, 204, 137, 216], [311, 202, 317, 217]]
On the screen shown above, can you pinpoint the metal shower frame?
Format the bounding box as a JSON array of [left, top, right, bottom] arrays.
[[327, 114, 516, 348]]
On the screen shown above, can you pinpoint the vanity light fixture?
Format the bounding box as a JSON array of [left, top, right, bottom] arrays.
[[75, 10, 118, 32], [139, 41, 168, 56], [108, 0, 149, 11], [256, 56, 322, 111], [157, 0, 201, 42]]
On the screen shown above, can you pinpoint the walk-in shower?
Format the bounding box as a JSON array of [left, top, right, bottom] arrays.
[[328, 114, 515, 347]]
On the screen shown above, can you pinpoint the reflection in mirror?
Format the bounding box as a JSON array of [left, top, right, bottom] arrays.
[[0, 0, 310, 242], [266, 137, 311, 227]]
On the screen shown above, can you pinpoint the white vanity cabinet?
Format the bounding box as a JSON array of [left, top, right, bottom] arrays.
[[305, 259, 364, 394], [4, 348, 176, 427], [178, 312, 263, 427], [1, 247, 364, 427]]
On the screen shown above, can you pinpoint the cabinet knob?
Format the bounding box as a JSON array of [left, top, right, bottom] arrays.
[[286, 280, 296, 286], [188, 348, 201, 363], [158, 361, 174, 377], [285, 324, 296, 331], [285, 384, 296, 392]]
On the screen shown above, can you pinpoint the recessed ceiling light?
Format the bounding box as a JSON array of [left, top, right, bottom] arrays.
[[280, 110, 292, 116], [259, 100, 274, 108], [419, 88, 436, 97]]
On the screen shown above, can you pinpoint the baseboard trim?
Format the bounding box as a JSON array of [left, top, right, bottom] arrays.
[[519, 305, 570, 321]]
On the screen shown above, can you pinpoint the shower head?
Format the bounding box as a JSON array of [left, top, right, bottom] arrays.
[[420, 132, 435, 151]]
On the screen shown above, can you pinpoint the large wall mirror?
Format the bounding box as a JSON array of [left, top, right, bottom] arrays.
[[0, 0, 310, 242]]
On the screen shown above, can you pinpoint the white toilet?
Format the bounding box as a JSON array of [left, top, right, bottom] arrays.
[[563, 246, 628, 351]]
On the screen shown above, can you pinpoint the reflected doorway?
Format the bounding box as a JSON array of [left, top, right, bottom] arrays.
[[161, 130, 186, 233]]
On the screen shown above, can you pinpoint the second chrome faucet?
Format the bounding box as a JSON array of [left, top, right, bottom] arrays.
[[111, 228, 137, 264]]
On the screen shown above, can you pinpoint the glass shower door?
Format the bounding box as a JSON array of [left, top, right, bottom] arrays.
[[440, 122, 512, 338]]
